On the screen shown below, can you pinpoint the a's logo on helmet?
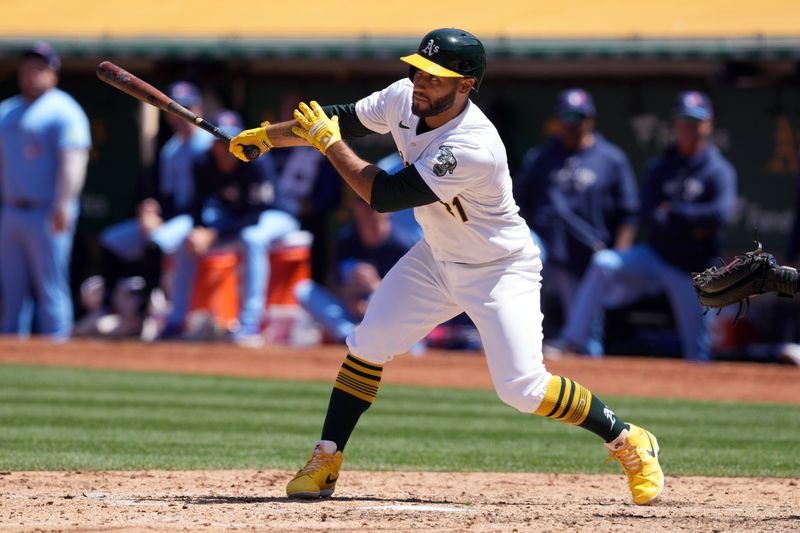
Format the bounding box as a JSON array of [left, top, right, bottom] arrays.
[[432, 145, 457, 176], [421, 39, 440, 57]]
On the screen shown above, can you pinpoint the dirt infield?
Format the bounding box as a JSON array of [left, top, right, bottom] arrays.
[[1, 338, 799, 532], [2, 470, 799, 532]]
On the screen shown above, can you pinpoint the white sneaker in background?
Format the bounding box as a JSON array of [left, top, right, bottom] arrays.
[[95, 313, 122, 335], [140, 316, 159, 342], [230, 331, 266, 349], [73, 309, 112, 337], [141, 288, 170, 342], [107, 314, 143, 338], [779, 343, 800, 366], [148, 288, 169, 318]]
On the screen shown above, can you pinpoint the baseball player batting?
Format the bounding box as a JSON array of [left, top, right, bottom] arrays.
[[230, 28, 664, 505]]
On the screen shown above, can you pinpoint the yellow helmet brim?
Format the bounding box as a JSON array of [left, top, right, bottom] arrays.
[[400, 53, 464, 78]]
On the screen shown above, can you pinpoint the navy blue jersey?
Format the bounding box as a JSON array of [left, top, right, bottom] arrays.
[[641, 144, 737, 272], [515, 134, 639, 275], [190, 150, 282, 237], [335, 225, 410, 283]]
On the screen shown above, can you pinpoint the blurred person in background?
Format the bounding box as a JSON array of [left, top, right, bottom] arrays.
[[295, 192, 412, 344], [547, 91, 737, 362], [74, 81, 213, 338], [0, 42, 91, 341], [272, 90, 342, 286], [159, 111, 298, 347], [515, 88, 639, 351]]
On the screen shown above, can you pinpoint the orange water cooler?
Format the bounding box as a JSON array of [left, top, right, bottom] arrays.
[[264, 230, 320, 346], [187, 250, 241, 332]]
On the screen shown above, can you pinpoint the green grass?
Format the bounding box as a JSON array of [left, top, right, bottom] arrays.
[[0, 364, 798, 477]]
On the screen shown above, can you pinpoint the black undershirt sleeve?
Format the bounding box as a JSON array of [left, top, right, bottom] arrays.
[[370, 165, 440, 213], [322, 103, 374, 140], [319, 103, 438, 211]]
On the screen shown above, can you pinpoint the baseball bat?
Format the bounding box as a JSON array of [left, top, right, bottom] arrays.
[[96, 61, 260, 161]]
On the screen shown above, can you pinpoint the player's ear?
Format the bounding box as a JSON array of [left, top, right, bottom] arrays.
[[459, 78, 475, 94]]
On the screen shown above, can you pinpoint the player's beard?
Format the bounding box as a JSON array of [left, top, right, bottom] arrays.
[[411, 85, 459, 118]]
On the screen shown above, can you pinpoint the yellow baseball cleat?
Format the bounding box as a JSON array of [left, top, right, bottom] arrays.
[[606, 424, 665, 505], [286, 440, 343, 499]]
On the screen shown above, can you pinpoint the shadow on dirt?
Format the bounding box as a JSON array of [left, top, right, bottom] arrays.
[[133, 494, 461, 505]]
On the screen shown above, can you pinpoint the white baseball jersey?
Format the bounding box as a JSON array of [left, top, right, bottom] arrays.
[[355, 79, 530, 264], [348, 78, 551, 413]]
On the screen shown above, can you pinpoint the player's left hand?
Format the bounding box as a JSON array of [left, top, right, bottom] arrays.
[[229, 121, 273, 162], [292, 101, 341, 154]]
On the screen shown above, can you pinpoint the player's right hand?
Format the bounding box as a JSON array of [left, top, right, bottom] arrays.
[[229, 121, 273, 161]]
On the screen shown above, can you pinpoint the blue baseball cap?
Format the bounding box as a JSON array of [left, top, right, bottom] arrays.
[[22, 41, 61, 71], [555, 88, 596, 120], [167, 81, 202, 108], [213, 110, 242, 138], [673, 91, 713, 121]]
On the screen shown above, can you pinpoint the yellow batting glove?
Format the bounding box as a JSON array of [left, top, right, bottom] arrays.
[[292, 101, 341, 154], [229, 121, 273, 162]]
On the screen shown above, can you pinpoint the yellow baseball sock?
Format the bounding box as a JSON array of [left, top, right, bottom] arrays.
[[321, 353, 383, 450], [535, 375, 626, 442]]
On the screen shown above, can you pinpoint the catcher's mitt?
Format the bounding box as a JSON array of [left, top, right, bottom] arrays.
[[691, 243, 799, 310]]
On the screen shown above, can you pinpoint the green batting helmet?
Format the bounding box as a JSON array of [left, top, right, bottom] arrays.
[[400, 28, 486, 92]]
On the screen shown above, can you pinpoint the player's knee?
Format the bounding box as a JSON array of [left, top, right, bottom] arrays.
[[345, 325, 402, 365], [494, 368, 552, 413]]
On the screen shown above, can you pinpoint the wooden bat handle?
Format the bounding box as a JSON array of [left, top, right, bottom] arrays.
[[96, 61, 260, 161]]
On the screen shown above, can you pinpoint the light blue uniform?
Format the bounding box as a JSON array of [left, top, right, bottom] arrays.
[[99, 129, 213, 261], [0, 87, 91, 338]]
